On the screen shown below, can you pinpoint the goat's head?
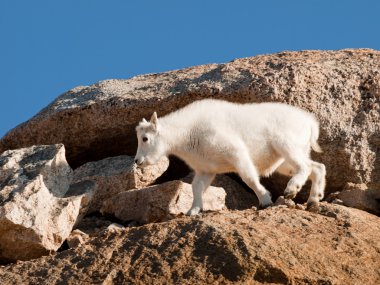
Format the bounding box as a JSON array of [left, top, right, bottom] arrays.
[[134, 112, 165, 167]]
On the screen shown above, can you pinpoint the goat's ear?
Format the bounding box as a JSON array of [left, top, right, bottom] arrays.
[[150, 112, 158, 131], [142, 118, 148, 123]]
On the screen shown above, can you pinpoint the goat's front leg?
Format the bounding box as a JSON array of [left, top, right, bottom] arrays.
[[187, 172, 215, 216]]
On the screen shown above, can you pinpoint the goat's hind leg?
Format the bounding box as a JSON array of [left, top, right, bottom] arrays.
[[274, 147, 312, 200], [275, 161, 301, 198], [307, 161, 326, 212], [275, 160, 326, 212]]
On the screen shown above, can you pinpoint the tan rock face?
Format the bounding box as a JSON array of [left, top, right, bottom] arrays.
[[0, 49, 378, 201], [65, 180, 95, 225], [0, 204, 379, 284], [337, 183, 379, 214], [0, 145, 90, 262], [72, 155, 169, 213], [0, 144, 72, 198], [101, 180, 226, 224]]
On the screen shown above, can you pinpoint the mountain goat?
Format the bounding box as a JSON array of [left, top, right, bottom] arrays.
[[135, 99, 326, 215]]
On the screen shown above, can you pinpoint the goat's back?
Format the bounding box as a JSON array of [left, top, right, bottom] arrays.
[[162, 99, 318, 139]]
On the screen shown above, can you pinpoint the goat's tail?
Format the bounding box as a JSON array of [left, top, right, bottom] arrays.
[[310, 118, 323, 153]]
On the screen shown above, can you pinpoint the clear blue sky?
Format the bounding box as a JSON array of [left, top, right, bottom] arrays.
[[1, 0, 379, 137]]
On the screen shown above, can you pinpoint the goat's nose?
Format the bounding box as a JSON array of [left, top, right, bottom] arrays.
[[134, 159, 139, 164]]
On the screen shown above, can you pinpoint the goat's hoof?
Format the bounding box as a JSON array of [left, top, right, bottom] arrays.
[[186, 206, 201, 216], [259, 200, 273, 209], [306, 201, 320, 213], [284, 186, 298, 199]]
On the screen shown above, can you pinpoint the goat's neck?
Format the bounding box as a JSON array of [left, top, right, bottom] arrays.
[[160, 120, 189, 157]]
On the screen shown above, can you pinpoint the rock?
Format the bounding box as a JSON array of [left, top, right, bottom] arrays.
[[72, 155, 169, 213], [183, 173, 259, 210], [0, 144, 72, 198], [213, 175, 260, 210], [73, 216, 115, 237], [106, 223, 124, 233], [332, 198, 344, 205], [274, 196, 296, 208], [134, 157, 170, 188], [65, 180, 95, 225], [0, 204, 379, 284], [295, 204, 306, 210], [0, 144, 90, 262], [101, 180, 226, 224], [66, 229, 89, 249], [325, 191, 341, 202], [0, 50, 378, 201], [337, 183, 379, 214]]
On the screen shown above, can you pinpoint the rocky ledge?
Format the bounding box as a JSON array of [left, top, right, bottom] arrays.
[[0, 204, 379, 284]]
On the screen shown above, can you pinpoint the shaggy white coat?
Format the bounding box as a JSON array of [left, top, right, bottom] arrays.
[[135, 99, 326, 215]]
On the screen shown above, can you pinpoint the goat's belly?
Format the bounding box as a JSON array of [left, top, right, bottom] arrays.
[[252, 152, 282, 177], [187, 157, 234, 174]]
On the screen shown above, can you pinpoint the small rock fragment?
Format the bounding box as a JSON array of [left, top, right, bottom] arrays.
[[274, 196, 296, 208], [326, 191, 341, 202], [67, 229, 89, 249], [107, 223, 125, 232], [331, 199, 344, 205], [295, 204, 306, 210], [276, 205, 288, 209]]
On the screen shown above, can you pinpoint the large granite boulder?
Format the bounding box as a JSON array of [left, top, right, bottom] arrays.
[[0, 49, 378, 207], [101, 180, 226, 224], [183, 173, 260, 210], [0, 204, 379, 284], [0, 144, 91, 262], [72, 155, 169, 213]]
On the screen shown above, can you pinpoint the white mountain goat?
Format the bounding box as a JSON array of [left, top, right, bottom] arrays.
[[134, 99, 326, 215]]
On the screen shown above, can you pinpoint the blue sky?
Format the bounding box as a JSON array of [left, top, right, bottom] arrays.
[[1, 0, 379, 137]]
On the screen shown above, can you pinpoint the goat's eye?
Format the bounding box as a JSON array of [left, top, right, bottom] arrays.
[[142, 137, 148, 142]]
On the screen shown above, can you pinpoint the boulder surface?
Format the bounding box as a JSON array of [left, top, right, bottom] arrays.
[[101, 180, 226, 224], [0, 204, 379, 284], [0, 144, 89, 262], [72, 155, 169, 213]]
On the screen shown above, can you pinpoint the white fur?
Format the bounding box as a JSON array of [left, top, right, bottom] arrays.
[[135, 99, 326, 215]]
